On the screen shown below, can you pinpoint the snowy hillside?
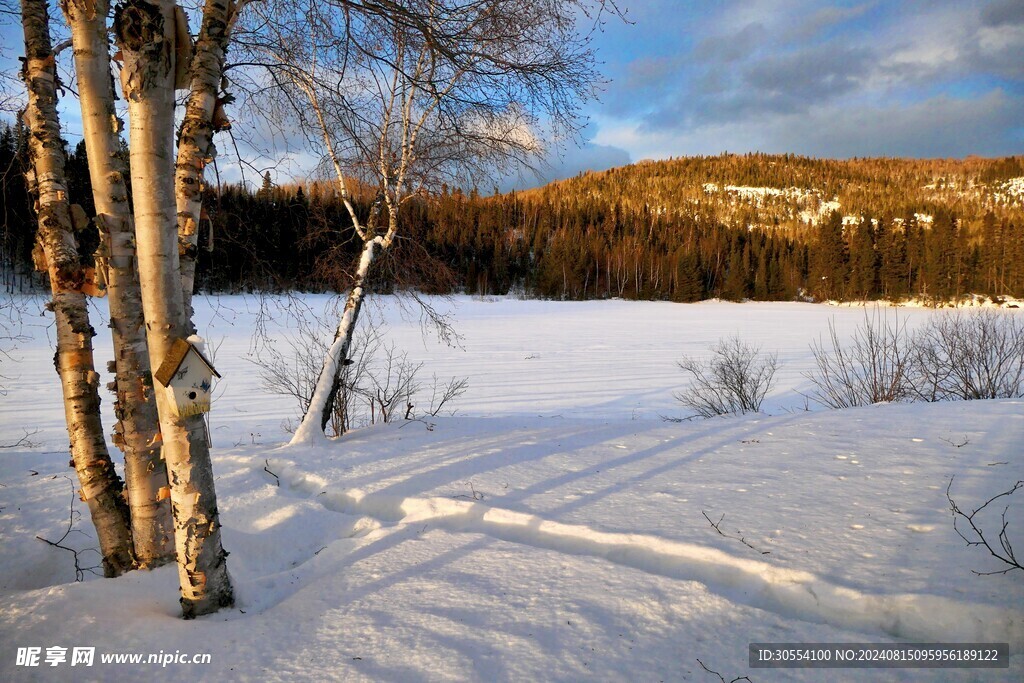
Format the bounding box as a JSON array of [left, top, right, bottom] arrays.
[[1, 295, 1021, 682]]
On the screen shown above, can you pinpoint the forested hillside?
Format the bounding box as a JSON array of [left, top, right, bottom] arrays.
[[3, 125, 1022, 303], [430, 153, 1024, 302]]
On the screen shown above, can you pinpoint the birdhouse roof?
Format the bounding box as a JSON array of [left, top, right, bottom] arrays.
[[154, 338, 221, 387]]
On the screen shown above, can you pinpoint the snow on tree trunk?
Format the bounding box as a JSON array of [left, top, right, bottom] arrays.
[[62, 0, 174, 569], [176, 0, 243, 324], [115, 0, 233, 617], [290, 236, 385, 444], [21, 0, 135, 577]]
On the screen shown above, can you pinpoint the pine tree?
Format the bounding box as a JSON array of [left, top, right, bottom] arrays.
[[810, 211, 848, 300], [848, 216, 878, 299], [877, 218, 908, 300]]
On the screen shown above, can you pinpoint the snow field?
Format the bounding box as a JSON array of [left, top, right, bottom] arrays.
[[1, 294, 1021, 681]]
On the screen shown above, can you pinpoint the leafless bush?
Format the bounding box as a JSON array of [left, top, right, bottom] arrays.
[[258, 303, 467, 434], [911, 310, 1024, 401], [366, 344, 422, 424], [804, 309, 913, 409], [427, 375, 469, 417], [257, 305, 381, 437], [674, 336, 778, 418], [363, 345, 470, 423]]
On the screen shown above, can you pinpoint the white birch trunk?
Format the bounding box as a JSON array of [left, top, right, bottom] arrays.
[[285, 32, 416, 444], [115, 0, 233, 617], [290, 236, 385, 445], [176, 0, 242, 323], [21, 0, 135, 576], [62, 0, 174, 569]]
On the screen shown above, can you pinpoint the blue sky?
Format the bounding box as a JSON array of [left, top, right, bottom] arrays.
[[538, 0, 1024, 185], [3, 0, 1022, 190]]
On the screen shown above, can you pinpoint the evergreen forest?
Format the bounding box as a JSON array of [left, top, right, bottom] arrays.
[[4, 123, 1023, 304]]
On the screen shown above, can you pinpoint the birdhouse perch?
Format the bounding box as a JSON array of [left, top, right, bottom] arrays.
[[154, 336, 221, 418]]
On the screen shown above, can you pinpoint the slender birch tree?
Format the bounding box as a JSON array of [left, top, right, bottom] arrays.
[[176, 0, 250, 323], [114, 0, 233, 617], [249, 0, 607, 443], [285, 30, 466, 442], [20, 0, 135, 576], [60, 0, 174, 568]]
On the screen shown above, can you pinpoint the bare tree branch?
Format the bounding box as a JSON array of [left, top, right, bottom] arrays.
[[947, 477, 1023, 575]]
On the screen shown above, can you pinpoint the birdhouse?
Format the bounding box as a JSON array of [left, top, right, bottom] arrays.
[[153, 336, 221, 418]]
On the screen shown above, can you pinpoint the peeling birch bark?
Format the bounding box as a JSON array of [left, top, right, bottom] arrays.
[[61, 0, 174, 569], [176, 0, 246, 325], [115, 0, 233, 617], [21, 0, 135, 576]]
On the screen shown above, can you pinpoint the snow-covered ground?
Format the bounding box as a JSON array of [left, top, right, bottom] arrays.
[[1, 294, 1021, 682]]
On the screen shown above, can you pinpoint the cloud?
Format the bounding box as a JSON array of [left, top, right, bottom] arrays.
[[634, 42, 875, 132], [981, 0, 1024, 27], [971, 23, 1024, 79], [764, 90, 1024, 158], [603, 54, 688, 117], [499, 141, 631, 191], [742, 44, 874, 103], [874, 3, 1024, 84], [590, 79, 1023, 163], [787, 2, 875, 41], [623, 55, 685, 85], [693, 23, 766, 63], [625, 90, 1024, 161]]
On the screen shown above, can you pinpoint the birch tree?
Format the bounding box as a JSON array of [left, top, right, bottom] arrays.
[[176, 0, 250, 323], [114, 0, 233, 617], [20, 0, 135, 576], [60, 0, 174, 568], [244, 0, 609, 443]]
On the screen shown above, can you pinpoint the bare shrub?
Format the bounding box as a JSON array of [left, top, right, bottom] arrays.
[[258, 300, 468, 434], [363, 345, 470, 423], [911, 310, 1024, 401], [427, 375, 469, 417], [257, 305, 381, 437], [805, 309, 913, 409], [674, 336, 778, 418], [365, 344, 422, 424]]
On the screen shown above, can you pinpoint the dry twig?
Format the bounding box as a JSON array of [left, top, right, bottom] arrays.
[[696, 658, 752, 683], [947, 477, 1023, 575], [35, 478, 104, 581], [702, 511, 770, 555]]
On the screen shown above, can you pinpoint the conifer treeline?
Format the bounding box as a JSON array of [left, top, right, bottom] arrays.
[[0, 124, 33, 293], [4, 130, 1023, 303], [418, 188, 1023, 301], [191, 152, 1024, 302]]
